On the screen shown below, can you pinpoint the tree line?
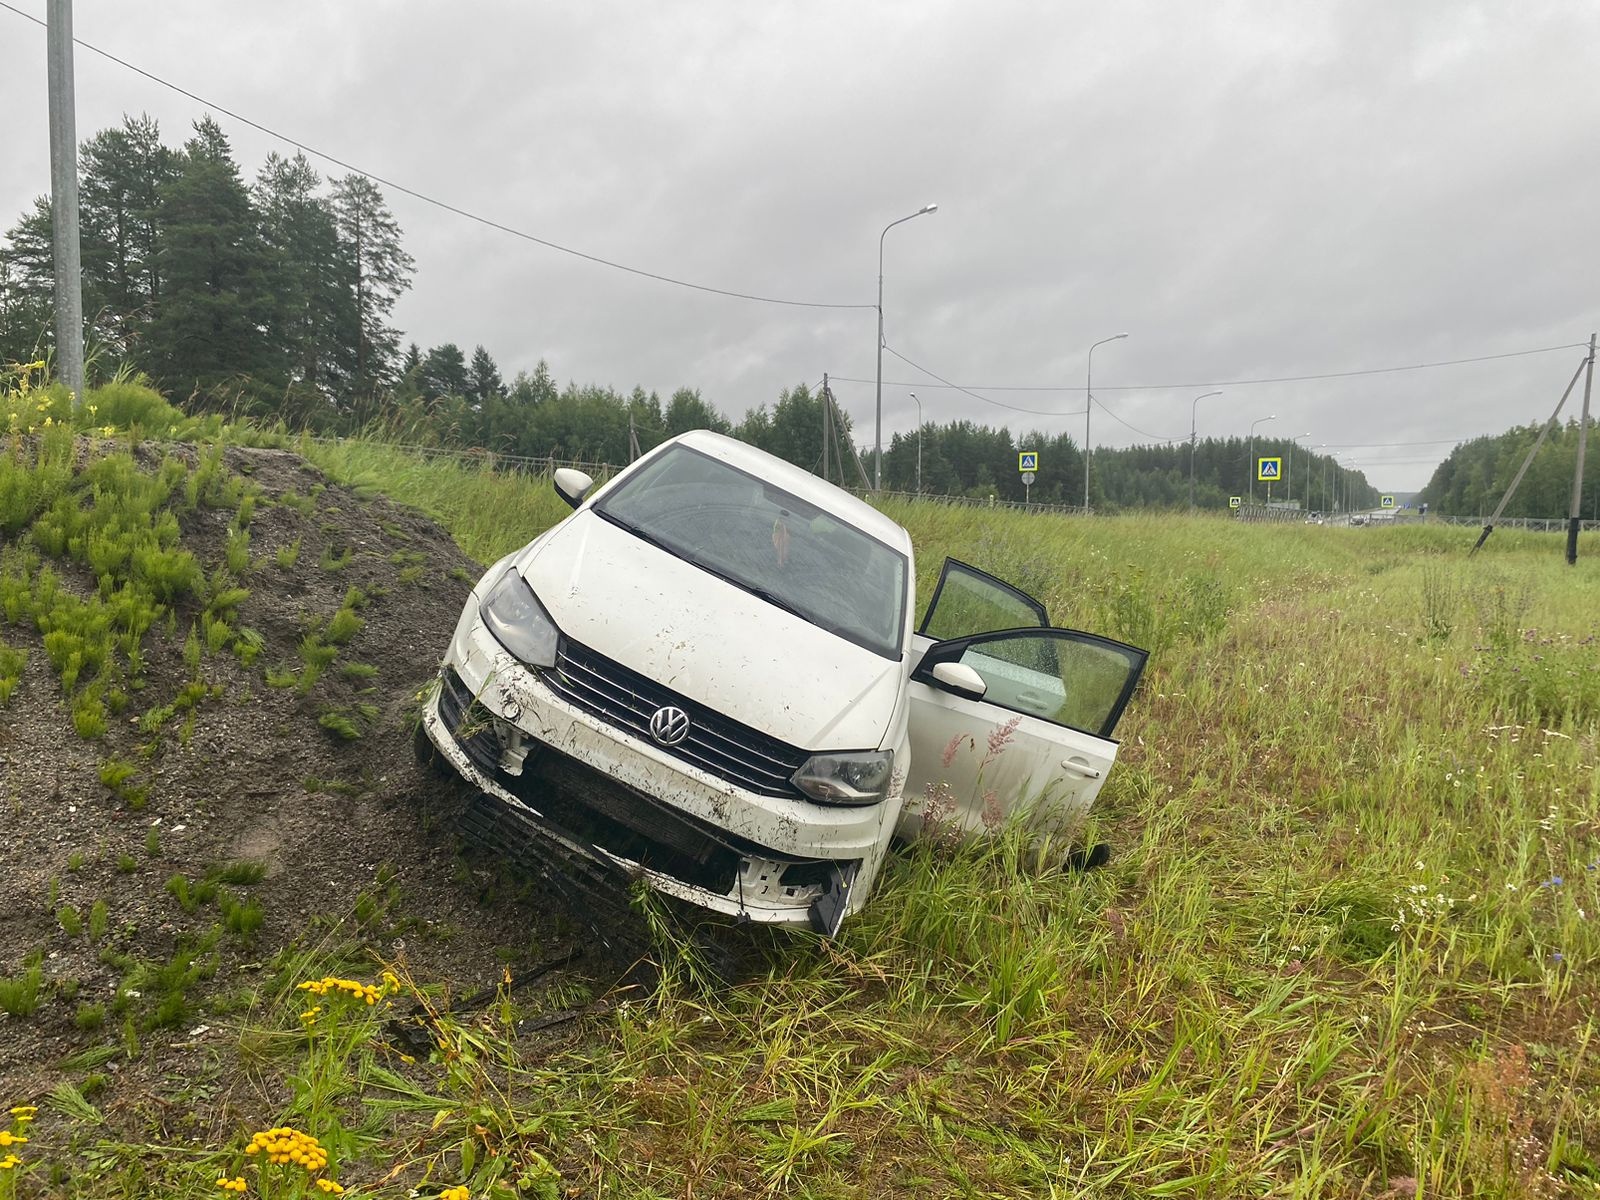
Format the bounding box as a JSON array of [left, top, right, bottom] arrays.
[[1419, 418, 1600, 520], [2, 111, 1393, 512]]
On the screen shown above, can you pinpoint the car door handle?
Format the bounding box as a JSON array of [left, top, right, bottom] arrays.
[[1060, 759, 1101, 779]]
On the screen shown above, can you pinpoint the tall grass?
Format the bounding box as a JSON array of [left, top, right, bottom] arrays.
[[277, 442, 1600, 1196], [5, 424, 1592, 1197]]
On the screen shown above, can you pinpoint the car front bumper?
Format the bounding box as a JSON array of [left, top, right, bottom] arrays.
[[420, 609, 898, 931]]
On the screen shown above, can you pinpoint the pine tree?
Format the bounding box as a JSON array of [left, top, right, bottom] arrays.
[[331, 174, 414, 398], [143, 116, 278, 403], [254, 152, 349, 411], [466, 345, 505, 407], [0, 198, 56, 362], [78, 113, 176, 361], [419, 343, 468, 399]]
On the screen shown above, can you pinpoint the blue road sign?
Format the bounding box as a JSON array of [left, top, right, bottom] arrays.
[[1257, 456, 1281, 481], [1018, 451, 1039, 472]]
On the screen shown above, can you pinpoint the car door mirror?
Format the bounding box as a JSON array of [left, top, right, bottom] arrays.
[[930, 660, 987, 700], [553, 468, 594, 509]]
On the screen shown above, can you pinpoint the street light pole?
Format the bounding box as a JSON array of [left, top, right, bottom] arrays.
[[1188, 390, 1222, 511], [875, 203, 938, 490], [909, 391, 922, 494], [1084, 332, 1128, 511], [1288, 432, 1311, 507], [1248, 414, 1276, 505]]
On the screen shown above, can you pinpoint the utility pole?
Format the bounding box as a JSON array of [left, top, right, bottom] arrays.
[[1567, 333, 1596, 565], [47, 0, 85, 405], [821, 373, 830, 483]]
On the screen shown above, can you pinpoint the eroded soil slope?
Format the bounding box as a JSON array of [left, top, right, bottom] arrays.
[[0, 441, 584, 1118]]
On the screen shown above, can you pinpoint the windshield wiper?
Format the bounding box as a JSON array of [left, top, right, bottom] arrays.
[[594, 508, 683, 557], [730, 581, 812, 623]]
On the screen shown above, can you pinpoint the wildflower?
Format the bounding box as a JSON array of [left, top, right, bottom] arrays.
[[245, 1127, 327, 1173], [216, 1178, 247, 1193], [984, 714, 1021, 761], [0, 1132, 27, 1147], [314, 1181, 345, 1195], [440, 1187, 471, 1200], [1551, 951, 1564, 963], [297, 976, 382, 1005], [300, 1006, 322, 1026], [7, 1107, 35, 1121], [0, 1154, 20, 1170], [940, 733, 966, 769]]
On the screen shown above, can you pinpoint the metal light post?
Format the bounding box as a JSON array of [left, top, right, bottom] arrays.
[[1188, 390, 1222, 511], [1084, 332, 1129, 511], [1288, 433, 1311, 507], [875, 203, 938, 490], [909, 391, 923, 494], [1248, 414, 1276, 504]]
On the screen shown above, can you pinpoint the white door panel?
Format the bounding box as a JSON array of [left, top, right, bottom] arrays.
[[900, 678, 1119, 842]]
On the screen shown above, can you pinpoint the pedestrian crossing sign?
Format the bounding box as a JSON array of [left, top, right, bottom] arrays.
[[1257, 456, 1281, 481], [1380, 495, 1396, 508], [1229, 496, 1242, 509], [1018, 451, 1039, 472]]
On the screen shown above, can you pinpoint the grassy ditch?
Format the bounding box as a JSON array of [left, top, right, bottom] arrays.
[[2, 382, 1597, 1197]]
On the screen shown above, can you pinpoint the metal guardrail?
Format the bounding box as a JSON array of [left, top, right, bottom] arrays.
[[858, 489, 1087, 517], [299, 434, 616, 480]]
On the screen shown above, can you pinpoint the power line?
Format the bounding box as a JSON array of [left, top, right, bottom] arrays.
[[0, 0, 875, 312], [837, 341, 1591, 395], [882, 345, 1088, 417]]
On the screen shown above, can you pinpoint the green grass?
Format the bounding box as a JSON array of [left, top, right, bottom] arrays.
[[284, 439, 1600, 1198], [4, 417, 1597, 1198]]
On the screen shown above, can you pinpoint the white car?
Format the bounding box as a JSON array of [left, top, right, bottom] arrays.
[[418, 431, 1146, 935]]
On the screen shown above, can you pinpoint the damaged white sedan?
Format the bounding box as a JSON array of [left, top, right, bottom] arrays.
[[418, 430, 1146, 935]]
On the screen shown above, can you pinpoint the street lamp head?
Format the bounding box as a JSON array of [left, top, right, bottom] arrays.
[[920, 203, 939, 214]]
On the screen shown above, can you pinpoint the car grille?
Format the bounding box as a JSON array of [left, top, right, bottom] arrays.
[[538, 638, 809, 799]]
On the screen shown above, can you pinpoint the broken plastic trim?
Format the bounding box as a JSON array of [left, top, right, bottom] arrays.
[[807, 861, 859, 938]]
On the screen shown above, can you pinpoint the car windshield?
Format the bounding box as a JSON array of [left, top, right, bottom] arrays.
[[593, 444, 908, 659]]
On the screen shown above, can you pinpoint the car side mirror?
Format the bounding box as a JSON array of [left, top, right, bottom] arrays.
[[930, 660, 987, 700], [553, 468, 594, 509]]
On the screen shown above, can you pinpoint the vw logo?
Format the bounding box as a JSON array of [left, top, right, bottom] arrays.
[[648, 705, 691, 747]]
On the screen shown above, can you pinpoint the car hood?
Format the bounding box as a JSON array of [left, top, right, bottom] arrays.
[[517, 512, 904, 751]]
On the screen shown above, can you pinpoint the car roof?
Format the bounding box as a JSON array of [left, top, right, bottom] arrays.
[[667, 429, 912, 553]]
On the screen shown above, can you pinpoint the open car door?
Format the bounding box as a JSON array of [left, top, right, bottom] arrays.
[[901, 559, 1147, 843]]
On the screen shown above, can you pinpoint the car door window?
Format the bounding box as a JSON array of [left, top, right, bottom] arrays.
[[918, 629, 1146, 740], [918, 558, 1049, 639]]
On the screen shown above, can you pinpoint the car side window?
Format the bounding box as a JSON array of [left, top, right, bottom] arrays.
[[919, 559, 1048, 640], [924, 630, 1146, 740]]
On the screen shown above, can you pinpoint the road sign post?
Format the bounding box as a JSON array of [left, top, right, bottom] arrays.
[[1018, 451, 1039, 508], [1258, 457, 1281, 508]]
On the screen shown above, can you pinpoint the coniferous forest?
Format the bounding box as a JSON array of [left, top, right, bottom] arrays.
[[6, 113, 1592, 516]]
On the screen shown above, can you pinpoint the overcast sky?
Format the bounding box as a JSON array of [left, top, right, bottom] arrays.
[[4, 0, 1599, 491]]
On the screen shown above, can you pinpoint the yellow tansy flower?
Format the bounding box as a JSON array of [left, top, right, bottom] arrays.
[[0, 1132, 27, 1147]]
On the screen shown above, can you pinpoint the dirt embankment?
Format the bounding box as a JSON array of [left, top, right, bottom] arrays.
[[0, 442, 581, 1116]]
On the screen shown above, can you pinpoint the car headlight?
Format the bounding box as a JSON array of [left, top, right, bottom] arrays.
[[792, 750, 894, 806], [478, 568, 558, 668]]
